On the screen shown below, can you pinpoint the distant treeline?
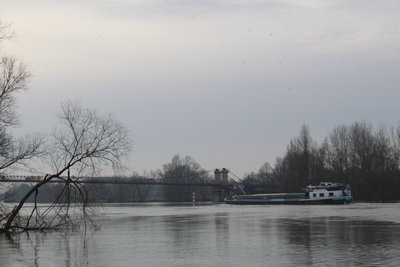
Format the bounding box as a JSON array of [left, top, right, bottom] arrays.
[[4, 122, 400, 202], [243, 122, 400, 201], [3, 155, 214, 203]]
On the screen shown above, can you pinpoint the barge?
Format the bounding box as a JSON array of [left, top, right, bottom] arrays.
[[225, 182, 352, 205]]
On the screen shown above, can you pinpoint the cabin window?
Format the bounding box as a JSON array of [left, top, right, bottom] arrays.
[[313, 193, 317, 197], [329, 192, 334, 197], [319, 193, 324, 197]]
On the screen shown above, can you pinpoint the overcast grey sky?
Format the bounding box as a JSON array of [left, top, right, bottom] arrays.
[[2, 0, 400, 176]]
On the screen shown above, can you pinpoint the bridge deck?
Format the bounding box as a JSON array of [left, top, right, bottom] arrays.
[[1, 178, 224, 187], [0, 176, 276, 189]]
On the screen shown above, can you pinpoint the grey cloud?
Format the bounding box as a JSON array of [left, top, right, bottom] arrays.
[[78, 0, 298, 20]]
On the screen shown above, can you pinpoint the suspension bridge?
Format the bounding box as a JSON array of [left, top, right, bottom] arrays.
[[0, 175, 224, 187], [0, 169, 280, 201]]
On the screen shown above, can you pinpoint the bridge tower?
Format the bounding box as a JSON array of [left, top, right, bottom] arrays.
[[221, 168, 229, 185], [212, 168, 228, 202], [214, 168, 221, 183]]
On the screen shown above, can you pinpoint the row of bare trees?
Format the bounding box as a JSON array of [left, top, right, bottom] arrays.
[[244, 124, 400, 201]]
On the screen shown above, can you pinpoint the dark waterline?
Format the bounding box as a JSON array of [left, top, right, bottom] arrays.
[[1, 203, 400, 266]]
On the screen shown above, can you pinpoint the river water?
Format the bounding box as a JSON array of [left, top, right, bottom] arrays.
[[1, 202, 400, 266]]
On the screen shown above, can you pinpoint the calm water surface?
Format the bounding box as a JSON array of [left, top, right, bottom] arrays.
[[1, 203, 400, 266]]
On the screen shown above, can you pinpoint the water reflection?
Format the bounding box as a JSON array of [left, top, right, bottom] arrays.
[[162, 214, 206, 262], [276, 216, 400, 266], [1, 203, 400, 266], [215, 212, 230, 253], [0, 230, 90, 267]]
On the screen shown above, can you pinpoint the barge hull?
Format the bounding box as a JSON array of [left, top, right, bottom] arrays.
[[225, 198, 352, 205]]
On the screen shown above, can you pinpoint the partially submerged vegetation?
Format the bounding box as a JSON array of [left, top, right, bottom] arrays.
[[0, 100, 131, 234]]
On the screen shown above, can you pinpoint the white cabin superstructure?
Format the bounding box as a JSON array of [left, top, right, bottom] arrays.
[[305, 182, 352, 202]]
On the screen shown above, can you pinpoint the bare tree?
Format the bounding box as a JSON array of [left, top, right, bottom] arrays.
[[0, 57, 29, 126], [0, 21, 14, 41], [0, 101, 132, 233], [0, 21, 43, 229], [274, 125, 317, 191], [327, 125, 351, 181], [159, 155, 211, 201], [0, 22, 42, 173]]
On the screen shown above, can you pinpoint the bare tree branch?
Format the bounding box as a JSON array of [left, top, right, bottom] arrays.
[[1, 101, 132, 233]]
